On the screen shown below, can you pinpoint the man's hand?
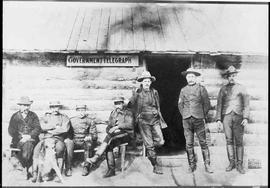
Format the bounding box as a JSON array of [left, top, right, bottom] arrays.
[[84, 136, 92, 141], [241, 119, 248, 127], [20, 135, 31, 142], [108, 126, 119, 134], [217, 121, 223, 132]]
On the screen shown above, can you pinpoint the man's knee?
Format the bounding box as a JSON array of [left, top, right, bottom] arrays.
[[235, 139, 243, 147], [21, 141, 34, 159], [55, 140, 66, 157]]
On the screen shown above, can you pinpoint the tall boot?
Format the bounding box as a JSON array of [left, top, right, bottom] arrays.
[[226, 145, 235, 171], [86, 142, 108, 164], [103, 151, 115, 178], [31, 160, 38, 183], [82, 149, 90, 176], [236, 146, 245, 174], [186, 148, 197, 173], [202, 148, 214, 173], [148, 157, 163, 174]]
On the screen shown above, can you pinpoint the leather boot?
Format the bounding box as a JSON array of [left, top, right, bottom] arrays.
[[226, 145, 235, 171], [87, 142, 108, 164], [148, 157, 163, 174], [236, 146, 245, 174], [103, 151, 115, 178], [186, 148, 197, 173], [82, 149, 90, 176], [202, 149, 214, 173], [31, 160, 38, 182]]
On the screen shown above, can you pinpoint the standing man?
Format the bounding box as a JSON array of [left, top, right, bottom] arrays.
[[128, 71, 167, 175], [8, 96, 41, 179], [31, 101, 73, 182], [69, 104, 98, 176], [87, 97, 134, 178], [216, 66, 249, 174], [178, 68, 213, 173]]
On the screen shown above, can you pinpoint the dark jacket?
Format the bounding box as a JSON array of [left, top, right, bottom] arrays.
[[128, 87, 167, 129], [216, 83, 250, 121], [70, 114, 98, 145], [8, 111, 41, 145], [178, 83, 211, 120], [106, 106, 134, 137]]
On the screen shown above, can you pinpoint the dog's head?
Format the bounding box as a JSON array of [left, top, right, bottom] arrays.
[[40, 138, 57, 158]]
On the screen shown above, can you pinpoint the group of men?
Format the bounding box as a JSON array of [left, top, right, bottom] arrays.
[[8, 65, 249, 183]]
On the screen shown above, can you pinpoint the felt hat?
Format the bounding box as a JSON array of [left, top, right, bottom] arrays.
[[49, 101, 63, 107], [181, 68, 201, 77], [223, 65, 239, 76], [113, 96, 125, 104], [76, 104, 87, 110], [17, 96, 33, 105], [137, 71, 156, 82]]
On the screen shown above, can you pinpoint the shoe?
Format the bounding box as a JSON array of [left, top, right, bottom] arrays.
[[153, 165, 163, 174], [103, 169, 115, 178], [26, 172, 32, 180], [236, 162, 245, 174], [188, 165, 197, 173], [31, 171, 38, 183], [226, 161, 235, 172], [65, 169, 72, 177], [205, 163, 214, 173], [202, 149, 214, 173], [82, 163, 90, 176]]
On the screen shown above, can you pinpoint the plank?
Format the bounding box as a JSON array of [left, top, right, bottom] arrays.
[[87, 8, 102, 51], [121, 5, 134, 51], [96, 7, 111, 51], [132, 4, 146, 51]]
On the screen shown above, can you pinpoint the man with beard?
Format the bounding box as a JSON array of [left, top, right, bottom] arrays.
[[216, 66, 249, 174], [8, 96, 41, 179], [86, 97, 134, 178], [178, 68, 213, 173]]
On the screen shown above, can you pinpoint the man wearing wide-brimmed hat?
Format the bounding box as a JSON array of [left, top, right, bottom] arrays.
[[8, 96, 41, 179], [68, 104, 98, 176], [178, 68, 213, 173], [31, 101, 73, 182], [216, 65, 250, 174], [128, 71, 167, 175], [86, 96, 134, 178]]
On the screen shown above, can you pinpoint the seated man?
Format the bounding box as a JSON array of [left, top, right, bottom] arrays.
[[86, 97, 134, 178], [31, 101, 72, 182], [68, 104, 98, 176], [8, 96, 41, 179]]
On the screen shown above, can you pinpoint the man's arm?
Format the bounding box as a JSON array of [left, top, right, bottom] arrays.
[[89, 119, 98, 141], [216, 87, 224, 121], [178, 90, 184, 116], [241, 86, 250, 120], [49, 115, 71, 135], [29, 112, 42, 140], [117, 111, 134, 130], [201, 86, 211, 117], [8, 114, 21, 140]]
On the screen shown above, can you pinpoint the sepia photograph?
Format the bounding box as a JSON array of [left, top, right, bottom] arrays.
[[2, 0, 268, 186]]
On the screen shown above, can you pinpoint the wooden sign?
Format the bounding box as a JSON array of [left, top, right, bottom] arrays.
[[67, 55, 139, 67]]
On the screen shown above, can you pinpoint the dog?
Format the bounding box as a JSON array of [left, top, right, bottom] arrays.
[[36, 138, 64, 183]]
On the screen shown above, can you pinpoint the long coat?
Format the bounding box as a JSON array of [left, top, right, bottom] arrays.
[[8, 111, 41, 146]]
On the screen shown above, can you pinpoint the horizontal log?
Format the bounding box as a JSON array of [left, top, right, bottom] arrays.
[[199, 133, 268, 146], [207, 122, 268, 134], [207, 110, 268, 124], [210, 100, 268, 111]]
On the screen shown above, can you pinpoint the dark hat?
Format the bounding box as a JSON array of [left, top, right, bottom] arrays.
[[113, 96, 125, 104], [17, 96, 33, 105], [76, 104, 87, 110], [181, 68, 201, 77], [223, 66, 239, 76], [137, 71, 156, 82], [49, 101, 62, 107]]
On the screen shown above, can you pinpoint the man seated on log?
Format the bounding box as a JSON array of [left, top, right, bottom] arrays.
[[86, 96, 134, 178], [68, 104, 98, 176], [31, 101, 73, 182], [8, 96, 41, 180]]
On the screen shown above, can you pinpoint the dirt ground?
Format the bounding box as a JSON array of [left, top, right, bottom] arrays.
[[2, 146, 267, 186]]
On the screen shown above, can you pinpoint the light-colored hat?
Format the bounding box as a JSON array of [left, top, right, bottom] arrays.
[[137, 71, 156, 82], [223, 65, 239, 76], [49, 101, 62, 107], [76, 104, 87, 110], [181, 68, 201, 77], [17, 96, 33, 105], [113, 96, 125, 104]]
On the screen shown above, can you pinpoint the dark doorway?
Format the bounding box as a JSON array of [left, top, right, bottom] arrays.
[[146, 55, 190, 154]]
